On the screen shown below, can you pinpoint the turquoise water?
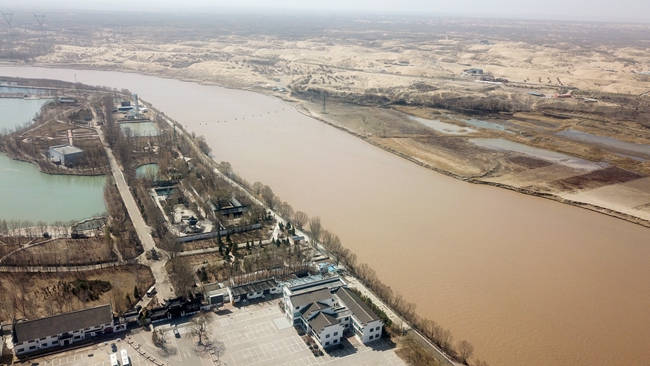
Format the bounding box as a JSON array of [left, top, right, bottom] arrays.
[[120, 122, 159, 136], [0, 98, 51, 132], [0, 153, 106, 223], [0, 85, 49, 94], [136, 163, 160, 180]]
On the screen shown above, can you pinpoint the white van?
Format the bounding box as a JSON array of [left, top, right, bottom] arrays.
[[121, 349, 130, 366], [110, 353, 119, 366]]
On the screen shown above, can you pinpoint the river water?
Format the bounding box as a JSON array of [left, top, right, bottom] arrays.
[[1, 66, 649, 366]]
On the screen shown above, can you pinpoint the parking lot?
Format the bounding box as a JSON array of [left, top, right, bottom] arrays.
[[18, 301, 404, 366]]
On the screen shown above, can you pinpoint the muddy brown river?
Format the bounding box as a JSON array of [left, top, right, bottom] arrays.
[[2, 66, 649, 366]]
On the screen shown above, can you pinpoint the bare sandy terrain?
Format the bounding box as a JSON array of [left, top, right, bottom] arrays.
[[2, 11, 650, 223]]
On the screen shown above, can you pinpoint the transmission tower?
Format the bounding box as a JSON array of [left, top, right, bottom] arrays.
[[1, 11, 13, 33], [33, 13, 45, 31]]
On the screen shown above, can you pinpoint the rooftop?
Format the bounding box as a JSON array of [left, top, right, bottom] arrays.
[[299, 301, 328, 315], [290, 288, 332, 308], [14, 304, 112, 343], [334, 288, 380, 325], [230, 279, 278, 297], [308, 312, 339, 334], [49, 144, 83, 155]]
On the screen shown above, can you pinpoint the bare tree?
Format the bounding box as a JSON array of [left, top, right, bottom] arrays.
[[170, 258, 195, 298], [190, 311, 212, 345], [260, 185, 278, 209], [251, 181, 264, 196], [308, 216, 322, 246], [293, 211, 308, 230], [457, 340, 474, 364]]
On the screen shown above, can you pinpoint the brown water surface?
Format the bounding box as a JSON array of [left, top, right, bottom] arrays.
[[2, 67, 649, 366]]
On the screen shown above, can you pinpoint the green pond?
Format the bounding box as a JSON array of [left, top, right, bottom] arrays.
[[136, 163, 160, 180], [120, 121, 159, 136], [0, 154, 106, 223]]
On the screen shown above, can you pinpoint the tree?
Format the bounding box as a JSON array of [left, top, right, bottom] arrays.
[[293, 211, 308, 229], [134, 286, 140, 299], [260, 185, 277, 209], [152, 328, 166, 348], [190, 311, 212, 345], [457, 340, 474, 364], [308, 216, 322, 245], [170, 258, 195, 298]]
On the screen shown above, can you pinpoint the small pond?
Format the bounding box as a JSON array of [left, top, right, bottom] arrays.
[[470, 138, 606, 171], [557, 129, 650, 161], [120, 121, 159, 137], [136, 163, 160, 180], [409, 116, 476, 135]]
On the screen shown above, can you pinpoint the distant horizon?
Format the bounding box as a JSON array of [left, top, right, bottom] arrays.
[[1, 0, 650, 24]]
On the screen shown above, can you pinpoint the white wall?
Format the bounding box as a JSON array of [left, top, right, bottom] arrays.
[[317, 323, 344, 348]]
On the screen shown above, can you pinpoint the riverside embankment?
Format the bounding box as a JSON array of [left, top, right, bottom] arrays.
[[1, 66, 650, 366]]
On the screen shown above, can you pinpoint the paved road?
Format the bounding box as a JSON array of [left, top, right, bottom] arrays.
[[95, 124, 175, 301]]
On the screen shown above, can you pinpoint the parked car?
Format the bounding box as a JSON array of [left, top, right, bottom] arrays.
[[146, 288, 157, 297], [173, 328, 180, 338]]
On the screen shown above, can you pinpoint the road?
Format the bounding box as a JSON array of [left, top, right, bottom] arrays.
[[95, 123, 175, 301]]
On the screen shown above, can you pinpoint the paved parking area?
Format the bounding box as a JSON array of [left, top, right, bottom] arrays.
[[216, 301, 405, 366], [18, 301, 404, 366], [18, 338, 156, 366]]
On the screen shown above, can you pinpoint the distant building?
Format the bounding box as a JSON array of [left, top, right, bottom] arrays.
[[463, 68, 484, 75], [214, 197, 249, 218], [49, 144, 84, 166], [12, 304, 124, 357], [58, 98, 77, 105]]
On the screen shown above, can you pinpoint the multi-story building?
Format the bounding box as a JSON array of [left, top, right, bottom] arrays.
[[283, 276, 383, 349]]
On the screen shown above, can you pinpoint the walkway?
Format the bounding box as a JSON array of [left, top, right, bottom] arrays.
[[94, 122, 174, 301]]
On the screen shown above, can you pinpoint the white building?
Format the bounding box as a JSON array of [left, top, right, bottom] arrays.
[[48, 144, 84, 167], [283, 276, 384, 349], [12, 304, 124, 356]]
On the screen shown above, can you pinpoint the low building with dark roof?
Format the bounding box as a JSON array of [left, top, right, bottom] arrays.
[[228, 279, 281, 303], [12, 304, 122, 356]]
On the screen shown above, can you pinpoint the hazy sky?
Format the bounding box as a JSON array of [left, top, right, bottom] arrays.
[[4, 0, 650, 22]]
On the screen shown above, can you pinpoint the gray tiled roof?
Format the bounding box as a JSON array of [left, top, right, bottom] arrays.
[[334, 288, 379, 325], [290, 288, 331, 308], [299, 302, 327, 315], [14, 304, 112, 343], [308, 312, 338, 334], [230, 279, 278, 297]]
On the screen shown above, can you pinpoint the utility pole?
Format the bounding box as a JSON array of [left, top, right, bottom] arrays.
[[1, 11, 13, 33], [33, 13, 45, 31], [322, 93, 327, 114]]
